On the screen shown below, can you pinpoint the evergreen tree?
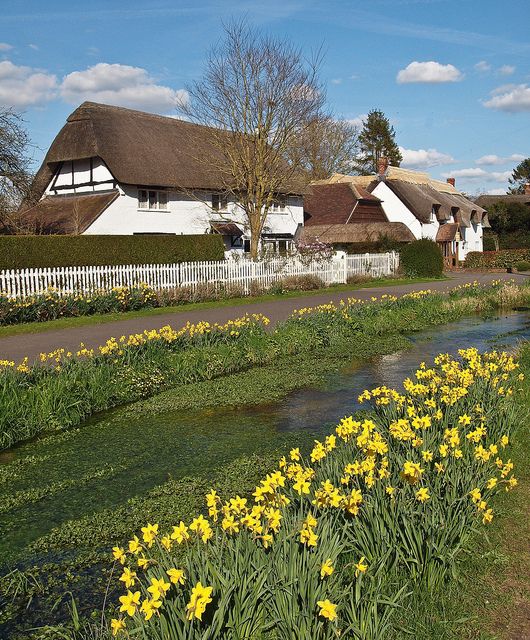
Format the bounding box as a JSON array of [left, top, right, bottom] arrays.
[[354, 109, 402, 174], [508, 157, 530, 194]]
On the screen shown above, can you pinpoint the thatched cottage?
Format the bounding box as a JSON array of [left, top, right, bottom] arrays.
[[303, 160, 489, 266], [19, 102, 305, 254]]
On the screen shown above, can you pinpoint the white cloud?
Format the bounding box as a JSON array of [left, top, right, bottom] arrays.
[[400, 146, 455, 169], [331, 78, 342, 85], [0, 60, 57, 107], [486, 188, 506, 195], [396, 61, 464, 84], [28, 44, 39, 51], [498, 64, 515, 76], [346, 113, 367, 128], [483, 83, 530, 112], [442, 167, 511, 182], [0, 43, 13, 51], [476, 153, 525, 165], [60, 63, 188, 113], [475, 60, 491, 72]]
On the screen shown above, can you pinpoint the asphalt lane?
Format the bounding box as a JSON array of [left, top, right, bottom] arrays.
[[0, 272, 525, 364]]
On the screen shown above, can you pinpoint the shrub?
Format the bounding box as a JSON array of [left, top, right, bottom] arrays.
[[399, 239, 443, 277], [515, 260, 530, 272], [465, 249, 530, 269], [0, 235, 225, 269]]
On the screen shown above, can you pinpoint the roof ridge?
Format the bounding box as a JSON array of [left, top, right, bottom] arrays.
[[69, 101, 217, 132]]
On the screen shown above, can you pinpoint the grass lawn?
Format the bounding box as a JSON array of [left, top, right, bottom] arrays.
[[0, 276, 445, 338]]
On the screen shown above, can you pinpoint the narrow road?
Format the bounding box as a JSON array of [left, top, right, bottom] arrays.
[[0, 272, 525, 364]]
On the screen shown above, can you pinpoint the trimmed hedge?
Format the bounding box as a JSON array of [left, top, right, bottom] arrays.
[[465, 248, 530, 269], [0, 235, 225, 269], [399, 238, 443, 277]]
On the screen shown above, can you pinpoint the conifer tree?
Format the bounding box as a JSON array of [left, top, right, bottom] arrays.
[[508, 157, 530, 194], [354, 109, 402, 174]]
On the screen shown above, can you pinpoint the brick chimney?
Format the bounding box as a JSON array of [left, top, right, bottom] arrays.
[[377, 156, 389, 177], [525, 183, 530, 195], [446, 177, 455, 187]]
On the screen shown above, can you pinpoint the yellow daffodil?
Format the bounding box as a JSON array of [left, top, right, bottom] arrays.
[[320, 559, 334, 579], [317, 599, 338, 621], [119, 567, 137, 589], [415, 487, 430, 503], [119, 590, 141, 617], [186, 582, 213, 621], [355, 556, 368, 576], [167, 568, 186, 585], [110, 618, 126, 636], [112, 547, 126, 564]]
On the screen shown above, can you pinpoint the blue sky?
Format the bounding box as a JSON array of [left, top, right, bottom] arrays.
[[1, 0, 529, 195]]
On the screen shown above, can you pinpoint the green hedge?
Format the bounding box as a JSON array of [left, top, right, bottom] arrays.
[[0, 235, 225, 269], [465, 248, 530, 269], [399, 238, 443, 277]]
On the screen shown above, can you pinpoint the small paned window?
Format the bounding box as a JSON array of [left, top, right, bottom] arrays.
[[212, 193, 228, 211], [138, 189, 169, 210]]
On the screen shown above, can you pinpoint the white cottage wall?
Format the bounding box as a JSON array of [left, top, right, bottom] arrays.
[[459, 223, 483, 259], [371, 182, 425, 239]]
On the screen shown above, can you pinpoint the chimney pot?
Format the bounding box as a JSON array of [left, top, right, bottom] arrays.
[[377, 156, 389, 177], [525, 183, 530, 196], [446, 177, 455, 187]]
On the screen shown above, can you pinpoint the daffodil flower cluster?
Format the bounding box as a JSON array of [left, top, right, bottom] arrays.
[[108, 346, 522, 637]]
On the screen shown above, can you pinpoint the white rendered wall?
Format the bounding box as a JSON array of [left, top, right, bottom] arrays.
[[85, 187, 304, 240], [459, 223, 483, 260], [371, 182, 424, 239]]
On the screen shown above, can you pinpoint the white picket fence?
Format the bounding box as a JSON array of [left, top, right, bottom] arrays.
[[0, 252, 399, 299]]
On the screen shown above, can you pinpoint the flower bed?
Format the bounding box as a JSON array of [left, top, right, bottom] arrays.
[[107, 348, 523, 639]]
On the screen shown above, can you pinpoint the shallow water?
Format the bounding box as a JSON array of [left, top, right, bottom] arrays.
[[1, 310, 530, 556]]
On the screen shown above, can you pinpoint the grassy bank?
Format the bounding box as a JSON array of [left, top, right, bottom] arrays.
[[2, 280, 529, 451], [0, 277, 441, 339], [0, 334, 409, 638], [393, 342, 530, 640], [1, 332, 528, 638], [76, 349, 526, 639]]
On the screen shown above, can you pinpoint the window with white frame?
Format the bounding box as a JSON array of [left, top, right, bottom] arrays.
[[138, 189, 169, 211], [270, 195, 287, 212], [211, 193, 228, 211]]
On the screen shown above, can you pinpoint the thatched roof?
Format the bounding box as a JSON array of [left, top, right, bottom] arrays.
[[475, 194, 530, 208], [436, 223, 459, 242], [304, 183, 386, 226], [18, 190, 119, 234], [300, 222, 415, 244], [316, 167, 489, 228], [25, 102, 305, 207]]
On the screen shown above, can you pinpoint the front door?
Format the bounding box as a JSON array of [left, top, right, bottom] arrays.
[[439, 241, 459, 270]]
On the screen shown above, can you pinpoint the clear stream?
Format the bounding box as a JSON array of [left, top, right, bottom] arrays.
[[1, 310, 530, 558]]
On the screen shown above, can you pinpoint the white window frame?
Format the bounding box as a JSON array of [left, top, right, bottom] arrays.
[[138, 189, 169, 212], [212, 193, 229, 212]]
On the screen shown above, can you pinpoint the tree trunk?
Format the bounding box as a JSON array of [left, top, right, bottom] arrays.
[[250, 231, 260, 260]]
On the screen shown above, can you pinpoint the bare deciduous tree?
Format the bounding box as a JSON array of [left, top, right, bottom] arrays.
[[182, 21, 325, 258], [0, 107, 33, 233], [287, 117, 360, 182]]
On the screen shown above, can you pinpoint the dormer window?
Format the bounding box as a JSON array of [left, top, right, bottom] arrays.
[[138, 189, 168, 211], [212, 193, 228, 211], [270, 195, 287, 212]]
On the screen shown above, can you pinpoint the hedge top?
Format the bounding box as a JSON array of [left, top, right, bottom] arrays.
[[0, 235, 225, 270], [399, 238, 444, 278]]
